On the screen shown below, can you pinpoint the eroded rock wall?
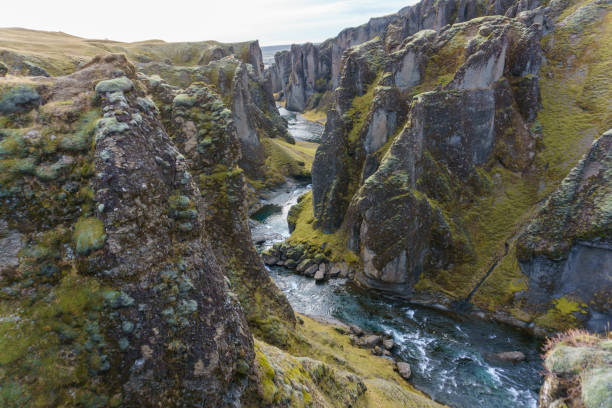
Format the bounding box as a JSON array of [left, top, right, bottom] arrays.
[[301, 0, 611, 333], [0, 54, 254, 407], [267, 0, 545, 113]]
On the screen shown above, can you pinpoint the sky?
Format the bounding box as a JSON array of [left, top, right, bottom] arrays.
[[1, 0, 417, 46]]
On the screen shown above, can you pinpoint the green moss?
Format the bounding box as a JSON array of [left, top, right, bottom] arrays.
[[471, 244, 529, 313], [288, 192, 359, 265], [255, 349, 278, 404], [347, 73, 381, 144], [94, 117, 129, 142], [94, 77, 133, 95], [0, 275, 109, 407], [73, 217, 106, 256], [261, 137, 311, 180], [0, 157, 36, 183], [59, 110, 100, 151], [0, 130, 26, 157], [0, 86, 40, 115], [535, 297, 584, 331], [173, 93, 198, 108]]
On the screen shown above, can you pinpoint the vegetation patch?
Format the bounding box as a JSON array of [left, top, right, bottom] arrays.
[[73, 217, 106, 256], [288, 192, 360, 265]]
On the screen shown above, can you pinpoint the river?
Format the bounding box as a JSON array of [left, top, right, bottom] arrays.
[[250, 108, 542, 408]]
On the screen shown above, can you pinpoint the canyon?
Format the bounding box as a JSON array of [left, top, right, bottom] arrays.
[[0, 0, 611, 406]]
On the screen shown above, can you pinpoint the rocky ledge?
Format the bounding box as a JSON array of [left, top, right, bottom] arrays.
[[262, 241, 356, 282]]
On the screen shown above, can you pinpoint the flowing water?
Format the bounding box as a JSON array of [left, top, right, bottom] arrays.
[[250, 109, 543, 408]]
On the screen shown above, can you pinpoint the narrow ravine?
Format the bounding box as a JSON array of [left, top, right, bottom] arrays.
[[250, 109, 543, 408]]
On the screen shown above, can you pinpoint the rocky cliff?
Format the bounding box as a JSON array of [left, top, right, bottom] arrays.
[[291, 0, 612, 334], [266, 0, 546, 112], [0, 54, 255, 407]]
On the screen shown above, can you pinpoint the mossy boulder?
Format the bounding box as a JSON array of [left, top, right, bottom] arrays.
[[94, 76, 133, 95], [540, 332, 612, 408], [0, 86, 40, 115]]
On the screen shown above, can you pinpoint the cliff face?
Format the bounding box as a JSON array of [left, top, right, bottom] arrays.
[[266, 0, 543, 112], [141, 72, 296, 347], [299, 0, 612, 333], [0, 54, 254, 407]]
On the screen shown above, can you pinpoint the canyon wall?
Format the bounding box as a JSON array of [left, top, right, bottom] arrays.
[[266, 0, 543, 112], [291, 0, 612, 334]]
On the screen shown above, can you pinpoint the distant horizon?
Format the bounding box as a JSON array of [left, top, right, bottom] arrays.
[[1, 1, 417, 46]]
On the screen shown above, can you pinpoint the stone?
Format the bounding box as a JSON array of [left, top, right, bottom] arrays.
[[493, 351, 526, 363], [396, 362, 412, 380], [383, 338, 394, 351], [0, 221, 22, 275], [359, 335, 382, 348], [314, 266, 325, 282], [327, 264, 341, 278], [372, 346, 383, 356], [262, 253, 279, 265], [349, 325, 364, 336], [304, 264, 319, 277], [296, 258, 314, 273]]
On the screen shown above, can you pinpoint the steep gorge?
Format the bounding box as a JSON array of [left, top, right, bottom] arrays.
[[1, 0, 611, 406]]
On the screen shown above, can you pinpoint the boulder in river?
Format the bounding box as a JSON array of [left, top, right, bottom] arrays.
[[383, 338, 395, 350], [297, 258, 315, 273], [488, 351, 526, 363], [262, 252, 279, 265], [304, 264, 319, 277], [396, 362, 412, 380], [314, 264, 326, 282], [359, 335, 382, 348], [350, 325, 364, 336]]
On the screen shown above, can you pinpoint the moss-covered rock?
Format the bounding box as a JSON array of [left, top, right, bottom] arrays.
[[540, 331, 612, 408], [0, 85, 40, 115], [72, 217, 106, 255], [94, 76, 133, 95]]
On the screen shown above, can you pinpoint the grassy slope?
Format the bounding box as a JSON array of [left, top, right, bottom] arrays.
[[0, 27, 255, 76], [249, 314, 446, 408]]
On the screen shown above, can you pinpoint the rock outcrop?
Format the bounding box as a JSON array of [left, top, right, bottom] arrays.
[[0, 54, 254, 406], [142, 72, 296, 347], [293, 0, 612, 333], [136, 53, 291, 183]]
